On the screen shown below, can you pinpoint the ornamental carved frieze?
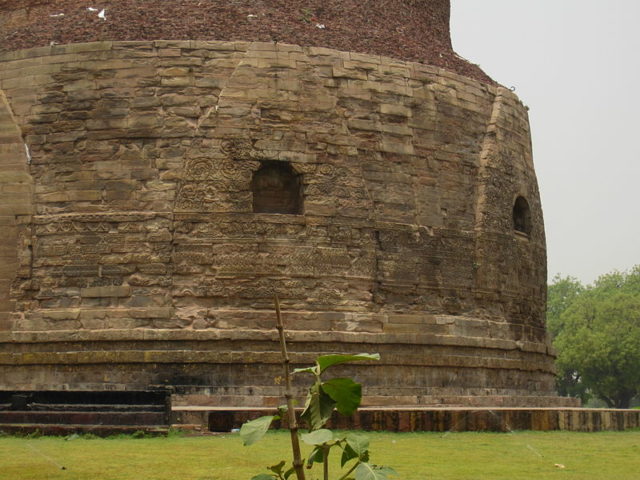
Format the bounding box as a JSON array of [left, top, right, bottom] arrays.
[[220, 138, 255, 160], [183, 157, 259, 182], [176, 155, 259, 212]]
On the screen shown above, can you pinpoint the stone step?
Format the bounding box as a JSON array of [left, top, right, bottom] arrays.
[[0, 423, 169, 436], [362, 395, 581, 408], [0, 410, 166, 426], [172, 385, 568, 399], [171, 392, 580, 409], [24, 403, 166, 412], [0, 390, 169, 407]]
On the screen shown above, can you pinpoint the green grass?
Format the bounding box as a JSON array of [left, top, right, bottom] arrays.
[[1, 430, 639, 480]]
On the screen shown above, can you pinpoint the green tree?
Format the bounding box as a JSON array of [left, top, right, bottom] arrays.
[[546, 275, 587, 401], [549, 266, 640, 408], [547, 274, 585, 337]]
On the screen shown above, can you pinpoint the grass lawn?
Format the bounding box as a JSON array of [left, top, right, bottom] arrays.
[[1, 430, 639, 480]]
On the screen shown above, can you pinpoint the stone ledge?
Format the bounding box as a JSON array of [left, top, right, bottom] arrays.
[[1, 327, 550, 354], [0, 349, 554, 373], [0, 40, 499, 95]]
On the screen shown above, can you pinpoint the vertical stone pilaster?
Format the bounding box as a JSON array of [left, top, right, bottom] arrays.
[[473, 87, 548, 342], [0, 89, 33, 331]]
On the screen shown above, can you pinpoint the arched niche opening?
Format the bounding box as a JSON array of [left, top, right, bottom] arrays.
[[513, 196, 532, 235], [251, 161, 302, 214]]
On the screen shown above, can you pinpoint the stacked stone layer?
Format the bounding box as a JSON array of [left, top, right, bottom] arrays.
[[0, 41, 576, 407]]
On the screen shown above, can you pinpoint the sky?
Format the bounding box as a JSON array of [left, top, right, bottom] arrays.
[[450, 0, 640, 285]]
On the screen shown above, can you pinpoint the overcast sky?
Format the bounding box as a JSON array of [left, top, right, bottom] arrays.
[[450, 0, 640, 285]]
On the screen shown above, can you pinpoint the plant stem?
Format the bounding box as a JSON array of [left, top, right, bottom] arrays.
[[336, 461, 360, 480], [274, 295, 306, 480], [323, 445, 329, 480]]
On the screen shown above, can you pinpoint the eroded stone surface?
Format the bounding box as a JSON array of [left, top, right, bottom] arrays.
[[0, 40, 574, 407]]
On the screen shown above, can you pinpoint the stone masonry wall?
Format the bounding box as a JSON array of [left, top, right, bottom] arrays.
[[0, 89, 33, 332], [0, 41, 573, 407]]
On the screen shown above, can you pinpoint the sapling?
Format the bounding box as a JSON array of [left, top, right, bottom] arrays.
[[240, 296, 397, 480]]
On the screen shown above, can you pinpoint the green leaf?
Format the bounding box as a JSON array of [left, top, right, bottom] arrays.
[[332, 432, 348, 443], [240, 416, 277, 446], [306, 445, 324, 467], [284, 467, 295, 479], [269, 460, 286, 475], [355, 463, 397, 480], [251, 474, 275, 480], [341, 443, 358, 467], [321, 378, 362, 416], [292, 366, 317, 375], [341, 433, 370, 467], [316, 353, 380, 374], [300, 428, 334, 445], [300, 382, 335, 430], [346, 432, 370, 457]]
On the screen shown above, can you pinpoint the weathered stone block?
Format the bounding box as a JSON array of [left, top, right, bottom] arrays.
[[81, 286, 131, 298]]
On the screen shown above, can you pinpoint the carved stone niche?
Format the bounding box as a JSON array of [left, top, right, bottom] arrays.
[[513, 196, 532, 235], [251, 161, 303, 215]]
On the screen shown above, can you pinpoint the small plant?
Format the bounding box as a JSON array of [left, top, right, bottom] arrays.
[[300, 8, 316, 24], [167, 427, 189, 438], [26, 429, 42, 439], [240, 297, 397, 480]]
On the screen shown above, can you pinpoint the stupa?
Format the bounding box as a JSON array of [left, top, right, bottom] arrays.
[[0, 0, 577, 412]]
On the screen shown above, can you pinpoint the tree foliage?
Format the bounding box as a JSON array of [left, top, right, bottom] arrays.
[[548, 266, 640, 408], [546, 274, 585, 338], [547, 274, 589, 401]]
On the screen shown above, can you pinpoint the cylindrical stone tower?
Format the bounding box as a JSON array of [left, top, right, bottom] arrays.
[[0, 1, 577, 409]]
